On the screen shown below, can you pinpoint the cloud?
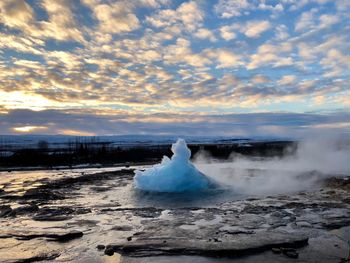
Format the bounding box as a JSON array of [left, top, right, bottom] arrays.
[[58, 129, 96, 136], [336, 0, 350, 11], [215, 0, 285, 18], [194, 28, 216, 42], [289, 0, 310, 11], [176, 1, 204, 31], [2, 109, 350, 137], [0, 0, 85, 43], [295, 9, 340, 33], [13, 125, 48, 133], [207, 49, 242, 68], [137, 50, 162, 62], [219, 25, 237, 40], [320, 49, 350, 76], [319, 14, 340, 29], [243, 20, 271, 38], [247, 45, 278, 69], [219, 73, 240, 88], [0, 0, 349, 135], [252, 75, 270, 84], [46, 51, 83, 70], [275, 24, 289, 40], [214, 0, 252, 18], [163, 38, 211, 67], [295, 10, 316, 32], [0, 32, 43, 55], [0, 90, 64, 111], [38, 0, 85, 42], [258, 2, 284, 12], [278, 75, 296, 85], [247, 43, 293, 69], [90, 2, 140, 34], [0, 0, 35, 30], [146, 1, 204, 32]]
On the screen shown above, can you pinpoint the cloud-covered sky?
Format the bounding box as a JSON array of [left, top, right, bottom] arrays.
[[0, 0, 349, 136]]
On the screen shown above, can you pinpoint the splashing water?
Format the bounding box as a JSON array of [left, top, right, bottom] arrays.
[[134, 139, 214, 192]]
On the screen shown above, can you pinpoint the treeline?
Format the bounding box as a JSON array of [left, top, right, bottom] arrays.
[[0, 144, 168, 168], [0, 141, 296, 168]]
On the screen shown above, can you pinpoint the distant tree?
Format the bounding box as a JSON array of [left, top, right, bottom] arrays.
[[37, 140, 49, 150]]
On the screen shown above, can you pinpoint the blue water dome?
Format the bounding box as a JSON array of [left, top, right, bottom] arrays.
[[134, 139, 215, 192]]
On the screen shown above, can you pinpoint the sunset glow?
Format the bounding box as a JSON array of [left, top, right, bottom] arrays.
[[13, 125, 47, 133]]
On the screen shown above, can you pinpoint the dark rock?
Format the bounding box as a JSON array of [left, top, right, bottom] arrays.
[[33, 214, 73, 221], [47, 170, 134, 189], [322, 218, 350, 229], [324, 177, 350, 190], [104, 247, 114, 256], [242, 205, 277, 214], [47, 231, 83, 242], [106, 233, 308, 257], [111, 225, 133, 231], [342, 198, 350, 204], [13, 204, 39, 216], [23, 188, 65, 200], [97, 244, 105, 250], [33, 206, 90, 221], [101, 207, 162, 218], [0, 205, 13, 217], [271, 247, 281, 254], [15, 252, 60, 262], [281, 247, 298, 258], [284, 251, 299, 258], [33, 207, 74, 221], [133, 232, 144, 236], [127, 236, 132, 241], [0, 230, 83, 242], [281, 247, 296, 253], [224, 229, 255, 235], [133, 207, 162, 218], [90, 186, 110, 192]]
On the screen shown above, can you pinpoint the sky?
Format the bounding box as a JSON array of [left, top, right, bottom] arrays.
[[0, 0, 349, 137]]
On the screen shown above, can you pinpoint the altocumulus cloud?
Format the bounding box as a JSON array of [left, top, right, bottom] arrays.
[[1, 109, 350, 137], [0, 0, 349, 135]]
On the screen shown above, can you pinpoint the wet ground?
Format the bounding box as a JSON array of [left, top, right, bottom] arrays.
[[0, 166, 349, 262]]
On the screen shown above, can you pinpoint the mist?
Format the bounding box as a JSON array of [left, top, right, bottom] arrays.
[[194, 133, 350, 196]]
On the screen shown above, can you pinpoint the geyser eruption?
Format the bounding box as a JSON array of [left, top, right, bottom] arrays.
[[134, 139, 215, 192], [195, 133, 350, 196]]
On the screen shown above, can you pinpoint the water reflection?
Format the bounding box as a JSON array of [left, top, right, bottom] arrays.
[[103, 253, 121, 263], [131, 188, 243, 209]]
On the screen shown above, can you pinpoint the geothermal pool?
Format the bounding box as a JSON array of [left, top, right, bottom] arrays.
[[0, 164, 349, 262], [0, 139, 350, 262]]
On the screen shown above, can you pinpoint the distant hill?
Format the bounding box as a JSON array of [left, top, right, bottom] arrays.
[[0, 134, 289, 150]]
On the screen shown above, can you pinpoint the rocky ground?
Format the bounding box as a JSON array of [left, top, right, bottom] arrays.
[[0, 167, 349, 262]]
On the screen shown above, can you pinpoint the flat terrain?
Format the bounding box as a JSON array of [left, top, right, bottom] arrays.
[[0, 138, 295, 168], [0, 166, 349, 262]]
